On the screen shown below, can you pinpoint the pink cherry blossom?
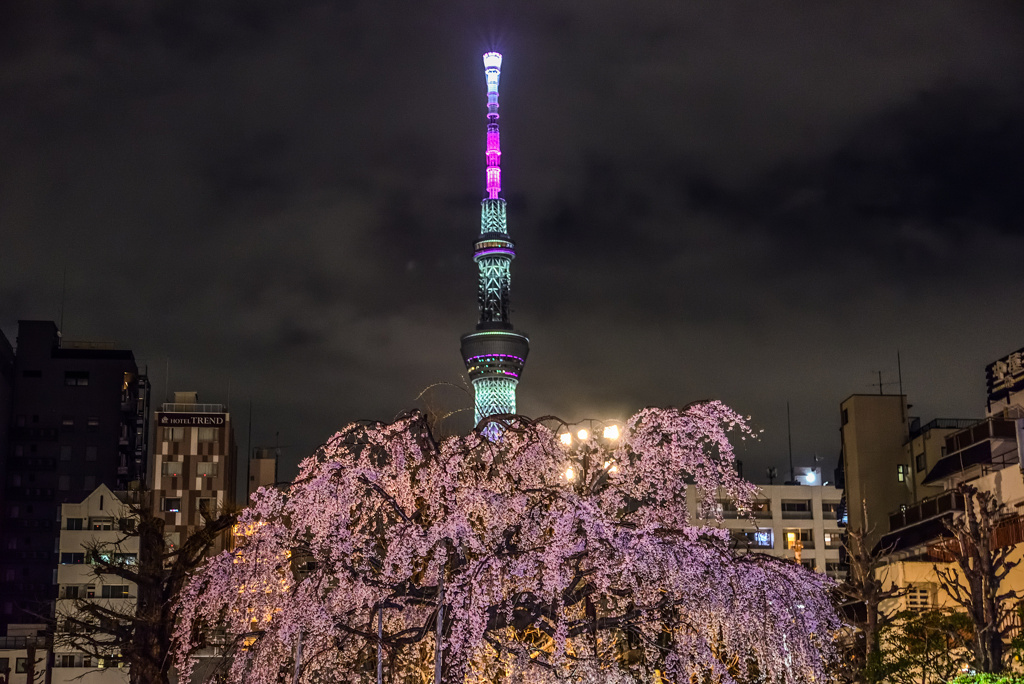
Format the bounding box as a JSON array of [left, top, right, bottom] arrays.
[[173, 403, 839, 683]]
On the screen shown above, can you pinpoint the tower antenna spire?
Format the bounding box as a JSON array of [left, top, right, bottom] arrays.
[[460, 52, 530, 439]]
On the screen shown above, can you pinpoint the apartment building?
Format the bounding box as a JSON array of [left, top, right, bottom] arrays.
[[0, 320, 149, 630], [691, 482, 846, 578], [52, 484, 136, 683]]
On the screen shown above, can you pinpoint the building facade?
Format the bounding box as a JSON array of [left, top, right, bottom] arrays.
[[692, 483, 846, 579], [152, 392, 236, 554], [247, 447, 278, 500], [52, 484, 136, 683], [0, 320, 149, 630]]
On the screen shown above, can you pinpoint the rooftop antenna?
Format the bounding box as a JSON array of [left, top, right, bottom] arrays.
[[897, 350, 906, 421], [787, 401, 795, 484], [58, 266, 67, 336], [766, 467, 778, 485]]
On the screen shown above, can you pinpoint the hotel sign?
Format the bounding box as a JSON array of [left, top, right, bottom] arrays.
[[158, 413, 226, 427], [987, 347, 1024, 405]]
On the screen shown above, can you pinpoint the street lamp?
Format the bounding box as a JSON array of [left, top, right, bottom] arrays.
[[558, 420, 623, 491]]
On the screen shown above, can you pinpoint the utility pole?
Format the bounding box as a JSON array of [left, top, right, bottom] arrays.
[[434, 572, 445, 684], [787, 402, 795, 484], [292, 629, 303, 684]]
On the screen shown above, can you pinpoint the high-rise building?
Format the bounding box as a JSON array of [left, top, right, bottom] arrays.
[[0, 320, 149, 630], [460, 52, 530, 435], [152, 392, 236, 554]]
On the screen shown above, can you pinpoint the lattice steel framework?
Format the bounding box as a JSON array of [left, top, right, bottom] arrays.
[[460, 52, 530, 435]]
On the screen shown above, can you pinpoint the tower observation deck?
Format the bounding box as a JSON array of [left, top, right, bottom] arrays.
[[460, 52, 530, 434]]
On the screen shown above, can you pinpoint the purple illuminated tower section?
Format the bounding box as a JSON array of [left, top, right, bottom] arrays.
[[460, 52, 530, 435]]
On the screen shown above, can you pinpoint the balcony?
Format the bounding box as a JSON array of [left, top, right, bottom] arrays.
[[927, 514, 1024, 562], [889, 490, 965, 531], [907, 418, 978, 442], [922, 417, 1018, 485]]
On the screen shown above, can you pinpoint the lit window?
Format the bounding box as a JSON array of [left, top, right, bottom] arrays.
[[897, 464, 908, 482], [163, 498, 181, 513]]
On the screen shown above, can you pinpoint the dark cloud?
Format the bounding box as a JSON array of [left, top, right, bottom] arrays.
[[2, 0, 1023, 483]]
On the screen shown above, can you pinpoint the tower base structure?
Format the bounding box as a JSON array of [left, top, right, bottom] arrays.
[[460, 329, 529, 432]]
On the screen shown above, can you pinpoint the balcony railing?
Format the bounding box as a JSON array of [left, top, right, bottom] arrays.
[[945, 417, 1017, 454], [0, 636, 50, 649], [889, 490, 965, 532], [161, 403, 224, 413], [927, 514, 1024, 562]]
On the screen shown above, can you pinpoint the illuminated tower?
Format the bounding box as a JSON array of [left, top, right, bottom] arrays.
[[460, 52, 530, 433]]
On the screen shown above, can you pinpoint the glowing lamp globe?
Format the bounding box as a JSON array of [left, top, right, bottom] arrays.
[[483, 52, 502, 69]]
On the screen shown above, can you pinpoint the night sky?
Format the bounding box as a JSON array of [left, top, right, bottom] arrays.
[[2, 1, 1023, 484]]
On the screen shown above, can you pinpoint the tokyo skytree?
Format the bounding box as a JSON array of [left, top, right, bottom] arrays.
[[459, 52, 530, 436]]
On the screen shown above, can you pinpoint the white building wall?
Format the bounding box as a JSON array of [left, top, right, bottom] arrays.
[[52, 485, 137, 684], [689, 482, 845, 577]]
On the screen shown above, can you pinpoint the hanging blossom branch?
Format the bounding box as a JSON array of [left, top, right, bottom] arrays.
[[172, 402, 840, 684]]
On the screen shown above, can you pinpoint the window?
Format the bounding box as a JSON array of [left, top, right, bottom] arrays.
[[198, 498, 217, 513], [64, 371, 90, 386], [62, 416, 75, 430], [58, 654, 76, 667], [823, 531, 844, 549], [165, 427, 185, 442], [64, 585, 80, 599], [915, 452, 926, 472], [87, 417, 99, 432], [0, 658, 7, 673], [197, 427, 219, 442], [60, 445, 72, 460], [897, 464, 909, 482], [101, 585, 129, 599], [67, 518, 84, 530], [161, 461, 182, 477], [800, 559, 815, 570], [163, 498, 181, 513], [60, 552, 85, 564], [85, 446, 98, 461], [781, 500, 812, 519], [16, 657, 28, 673], [90, 518, 113, 531], [784, 529, 814, 549], [822, 502, 841, 515], [113, 553, 137, 566], [906, 584, 933, 611], [83, 476, 96, 490], [58, 475, 70, 491], [197, 462, 218, 477]]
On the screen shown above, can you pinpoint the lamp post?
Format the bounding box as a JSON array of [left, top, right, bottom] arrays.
[[557, 420, 623, 492]]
